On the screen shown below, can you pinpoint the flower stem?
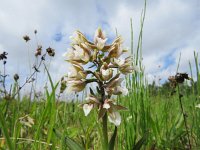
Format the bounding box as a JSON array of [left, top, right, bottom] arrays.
[[177, 85, 192, 149], [102, 112, 108, 149]]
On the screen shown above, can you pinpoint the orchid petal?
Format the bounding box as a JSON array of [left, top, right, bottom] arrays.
[[83, 104, 93, 116]]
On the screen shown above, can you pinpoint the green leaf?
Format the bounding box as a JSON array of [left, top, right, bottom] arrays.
[[109, 126, 118, 150], [132, 131, 149, 150], [53, 129, 84, 150], [0, 111, 14, 150], [64, 136, 84, 150]]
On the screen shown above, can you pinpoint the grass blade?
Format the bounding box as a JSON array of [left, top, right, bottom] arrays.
[[0, 110, 14, 150]]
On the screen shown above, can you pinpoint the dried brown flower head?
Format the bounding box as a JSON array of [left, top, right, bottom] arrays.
[[0, 51, 8, 60], [168, 76, 177, 88], [46, 47, 55, 57], [175, 73, 190, 83], [35, 45, 42, 57], [23, 35, 30, 42], [168, 73, 192, 88]]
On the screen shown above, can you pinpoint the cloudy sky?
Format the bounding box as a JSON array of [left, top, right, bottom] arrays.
[[0, 0, 200, 91]]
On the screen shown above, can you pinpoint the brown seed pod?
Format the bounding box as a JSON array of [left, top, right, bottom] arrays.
[[23, 35, 30, 42]]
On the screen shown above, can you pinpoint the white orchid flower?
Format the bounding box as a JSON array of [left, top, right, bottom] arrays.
[[67, 79, 86, 92], [83, 104, 93, 116], [96, 37, 107, 50], [103, 103, 111, 109], [94, 28, 107, 50], [111, 57, 139, 74], [108, 111, 121, 126], [64, 44, 91, 64], [67, 62, 87, 80], [100, 63, 113, 81]]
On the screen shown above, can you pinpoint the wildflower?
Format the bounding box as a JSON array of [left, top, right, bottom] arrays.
[[111, 57, 138, 74], [100, 62, 113, 81], [23, 35, 30, 42], [65, 28, 133, 131], [94, 28, 107, 50], [83, 104, 93, 116], [46, 47, 55, 57], [100, 99, 127, 126], [70, 30, 90, 45], [112, 86, 128, 95], [64, 44, 91, 64], [67, 62, 87, 80], [81, 94, 100, 116], [107, 36, 127, 58], [104, 74, 127, 95], [67, 79, 86, 92], [19, 115, 34, 128], [108, 43, 122, 58], [108, 111, 121, 126]]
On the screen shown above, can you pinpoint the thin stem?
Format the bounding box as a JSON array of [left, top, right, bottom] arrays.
[[12, 54, 46, 98], [177, 85, 192, 149], [26, 43, 32, 75], [102, 113, 108, 149], [98, 81, 108, 149], [2, 62, 7, 97]]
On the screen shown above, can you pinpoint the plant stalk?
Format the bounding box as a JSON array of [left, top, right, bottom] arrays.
[[102, 112, 108, 149], [177, 85, 192, 149]]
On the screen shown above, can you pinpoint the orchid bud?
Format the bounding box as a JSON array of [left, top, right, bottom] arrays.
[[23, 35, 30, 42], [94, 28, 107, 50], [100, 63, 113, 81]]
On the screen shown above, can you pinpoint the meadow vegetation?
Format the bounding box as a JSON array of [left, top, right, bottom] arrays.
[[0, 3, 200, 150]]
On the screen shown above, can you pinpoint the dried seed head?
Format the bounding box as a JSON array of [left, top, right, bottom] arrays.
[[168, 73, 191, 88], [0, 51, 8, 60], [23, 35, 30, 42], [34, 30, 37, 34], [175, 73, 190, 83], [35, 45, 42, 57], [46, 47, 55, 57], [14, 74, 19, 81], [168, 76, 177, 88]]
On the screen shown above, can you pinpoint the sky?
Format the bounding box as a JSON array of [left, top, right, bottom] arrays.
[[0, 0, 200, 93]]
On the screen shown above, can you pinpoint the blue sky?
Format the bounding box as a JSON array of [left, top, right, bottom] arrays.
[[0, 0, 199, 90]]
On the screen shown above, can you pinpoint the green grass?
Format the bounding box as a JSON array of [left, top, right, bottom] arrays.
[[0, 75, 200, 150]]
